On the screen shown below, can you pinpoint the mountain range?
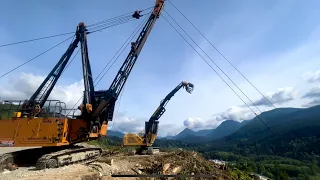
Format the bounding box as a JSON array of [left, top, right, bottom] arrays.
[[107, 129, 125, 138], [161, 106, 319, 142], [106, 105, 320, 145], [225, 105, 320, 141], [161, 119, 244, 142]]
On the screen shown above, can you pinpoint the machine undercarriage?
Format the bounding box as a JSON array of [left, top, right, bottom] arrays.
[[0, 145, 102, 171], [135, 146, 160, 155]]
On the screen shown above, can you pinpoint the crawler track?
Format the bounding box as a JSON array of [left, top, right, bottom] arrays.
[[35, 147, 102, 170], [0, 145, 102, 171], [0, 153, 14, 171]]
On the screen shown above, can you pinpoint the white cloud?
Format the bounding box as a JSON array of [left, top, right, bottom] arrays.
[[250, 87, 296, 106], [303, 70, 320, 83], [159, 124, 184, 137], [212, 106, 256, 122], [109, 113, 145, 133], [302, 85, 320, 99], [302, 98, 320, 107], [182, 106, 257, 132], [301, 85, 320, 107], [183, 117, 214, 131], [183, 106, 255, 131], [0, 72, 84, 109]]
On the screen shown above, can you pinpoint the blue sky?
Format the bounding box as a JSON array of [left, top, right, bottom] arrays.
[[1, 0, 320, 136]]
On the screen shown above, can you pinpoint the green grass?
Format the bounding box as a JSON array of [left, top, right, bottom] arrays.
[[229, 168, 253, 180]]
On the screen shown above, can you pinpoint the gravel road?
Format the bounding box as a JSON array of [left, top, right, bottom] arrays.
[[0, 164, 93, 180], [0, 147, 41, 155]]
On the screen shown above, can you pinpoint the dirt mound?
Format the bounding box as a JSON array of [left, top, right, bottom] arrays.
[[110, 149, 235, 180]]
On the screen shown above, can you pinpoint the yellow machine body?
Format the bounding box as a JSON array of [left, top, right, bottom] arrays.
[[123, 133, 145, 146], [123, 133, 157, 147], [0, 116, 91, 147]]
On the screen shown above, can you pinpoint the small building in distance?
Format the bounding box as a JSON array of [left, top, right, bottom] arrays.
[[209, 159, 227, 170], [249, 173, 272, 180]]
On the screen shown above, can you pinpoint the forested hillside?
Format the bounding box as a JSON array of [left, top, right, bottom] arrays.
[[156, 105, 320, 179], [0, 102, 20, 119], [155, 106, 320, 179]]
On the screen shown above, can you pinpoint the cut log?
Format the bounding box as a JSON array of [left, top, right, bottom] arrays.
[[162, 163, 170, 174], [98, 157, 114, 166], [172, 166, 182, 174], [105, 158, 114, 166], [131, 168, 143, 175]]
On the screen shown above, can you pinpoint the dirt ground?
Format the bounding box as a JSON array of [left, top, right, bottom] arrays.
[[0, 149, 235, 180], [0, 147, 41, 154]]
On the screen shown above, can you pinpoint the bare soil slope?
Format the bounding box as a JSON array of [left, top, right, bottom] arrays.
[[0, 149, 235, 180]]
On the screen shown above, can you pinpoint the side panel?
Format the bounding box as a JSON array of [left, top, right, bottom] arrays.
[[123, 133, 145, 146], [0, 118, 20, 147], [0, 117, 93, 147], [67, 119, 90, 143], [0, 117, 69, 147]]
